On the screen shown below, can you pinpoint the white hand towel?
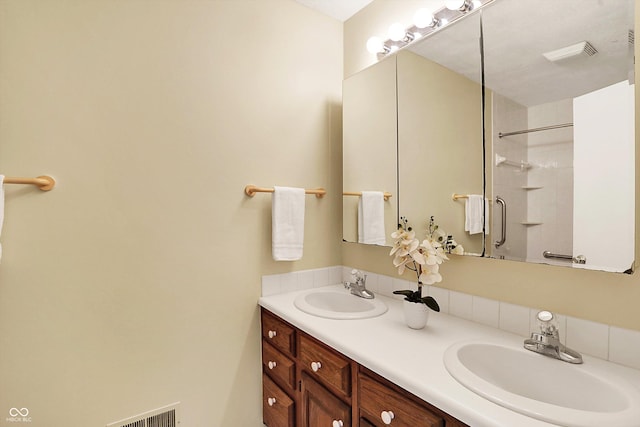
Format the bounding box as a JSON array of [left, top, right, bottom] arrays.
[[465, 194, 489, 235], [272, 186, 305, 261], [0, 175, 4, 262], [358, 191, 386, 245]]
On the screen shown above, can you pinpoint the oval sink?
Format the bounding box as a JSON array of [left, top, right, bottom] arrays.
[[294, 289, 387, 320], [444, 341, 640, 426]]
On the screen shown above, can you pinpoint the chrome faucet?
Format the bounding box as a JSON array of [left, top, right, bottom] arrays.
[[524, 310, 583, 364], [343, 269, 374, 299]]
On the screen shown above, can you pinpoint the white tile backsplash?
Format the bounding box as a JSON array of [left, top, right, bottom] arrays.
[[499, 302, 530, 337], [566, 316, 609, 360], [609, 327, 640, 370], [472, 297, 500, 328], [261, 266, 640, 369], [449, 291, 473, 321]]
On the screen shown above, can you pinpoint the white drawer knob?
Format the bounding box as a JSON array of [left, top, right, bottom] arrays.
[[381, 410, 395, 425], [332, 420, 343, 427], [268, 361, 277, 370], [311, 361, 322, 372], [267, 397, 276, 407], [268, 330, 277, 339]]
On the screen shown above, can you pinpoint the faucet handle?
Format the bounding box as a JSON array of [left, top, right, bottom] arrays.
[[536, 310, 558, 336], [351, 269, 364, 282]]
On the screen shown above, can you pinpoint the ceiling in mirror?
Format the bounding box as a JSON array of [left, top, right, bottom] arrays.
[[410, 0, 634, 106]]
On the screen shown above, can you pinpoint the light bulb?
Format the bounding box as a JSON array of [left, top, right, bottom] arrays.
[[388, 22, 406, 42], [445, 0, 466, 10], [413, 8, 436, 29], [472, 0, 482, 8], [366, 36, 385, 54]]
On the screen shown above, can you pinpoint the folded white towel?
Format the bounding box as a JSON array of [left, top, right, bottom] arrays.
[[0, 175, 4, 262], [272, 186, 305, 261], [358, 191, 386, 245], [465, 194, 489, 235]]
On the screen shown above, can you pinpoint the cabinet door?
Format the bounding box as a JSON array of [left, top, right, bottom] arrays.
[[359, 374, 443, 427], [301, 373, 351, 427], [263, 374, 295, 427]]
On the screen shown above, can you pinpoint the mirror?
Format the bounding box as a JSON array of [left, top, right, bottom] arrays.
[[343, 12, 485, 254], [342, 0, 635, 273], [483, 0, 635, 272], [342, 55, 398, 247]]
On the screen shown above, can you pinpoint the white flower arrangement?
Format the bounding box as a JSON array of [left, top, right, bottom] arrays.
[[390, 216, 463, 286]]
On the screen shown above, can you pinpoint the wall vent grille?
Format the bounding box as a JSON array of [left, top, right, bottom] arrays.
[[107, 402, 180, 427]]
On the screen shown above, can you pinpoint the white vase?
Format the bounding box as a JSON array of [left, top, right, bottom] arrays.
[[403, 300, 430, 329]]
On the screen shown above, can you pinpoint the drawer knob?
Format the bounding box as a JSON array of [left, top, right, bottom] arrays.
[[268, 361, 277, 370], [267, 397, 276, 407], [332, 420, 343, 427], [381, 410, 395, 425], [268, 330, 277, 339], [311, 361, 322, 372]]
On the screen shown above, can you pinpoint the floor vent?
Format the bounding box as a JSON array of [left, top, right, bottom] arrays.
[[107, 402, 180, 427]]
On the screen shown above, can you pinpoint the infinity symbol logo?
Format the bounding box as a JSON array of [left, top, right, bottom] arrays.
[[9, 408, 29, 417]]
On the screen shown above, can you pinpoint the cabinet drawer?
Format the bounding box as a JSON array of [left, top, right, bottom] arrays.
[[262, 340, 296, 391], [299, 334, 351, 397], [359, 374, 443, 427], [262, 310, 296, 357], [263, 373, 295, 427]]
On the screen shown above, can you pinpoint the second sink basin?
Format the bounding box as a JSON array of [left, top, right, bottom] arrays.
[[444, 341, 640, 427], [293, 288, 387, 320]]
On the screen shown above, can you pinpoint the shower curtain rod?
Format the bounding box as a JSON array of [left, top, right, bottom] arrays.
[[499, 122, 573, 139]]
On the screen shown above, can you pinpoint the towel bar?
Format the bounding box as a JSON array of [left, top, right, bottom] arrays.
[[3, 175, 55, 191], [343, 191, 392, 201], [244, 185, 325, 198]]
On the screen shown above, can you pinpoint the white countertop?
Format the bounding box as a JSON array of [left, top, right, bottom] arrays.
[[259, 284, 640, 427]]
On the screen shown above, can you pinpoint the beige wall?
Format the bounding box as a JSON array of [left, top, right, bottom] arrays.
[[0, 0, 342, 426], [344, 0, 640, 331]]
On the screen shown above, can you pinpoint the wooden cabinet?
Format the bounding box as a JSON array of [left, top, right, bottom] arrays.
[[263, 340, 296, 391], [359, 373, 443, 427], [300, 373, 351, 427], [261, 308, 468, 427], [263, 374, 295, 427], [299, 334, 351, 398], [262, 310, 296, 357]]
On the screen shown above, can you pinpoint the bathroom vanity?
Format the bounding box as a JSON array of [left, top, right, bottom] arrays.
[[259, 286, 640, 427], [261, 308, 465, 427]]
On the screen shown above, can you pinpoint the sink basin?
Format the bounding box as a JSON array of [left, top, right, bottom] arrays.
[[444, 341, 640, 426], [293, 289, 387, 320]]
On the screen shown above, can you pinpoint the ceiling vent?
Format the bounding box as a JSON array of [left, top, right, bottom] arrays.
[[543, 41, 597, 62], [106, 402, 180, 427]]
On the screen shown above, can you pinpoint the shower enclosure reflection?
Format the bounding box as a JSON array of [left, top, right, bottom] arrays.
[[484, 0, 635, 272]]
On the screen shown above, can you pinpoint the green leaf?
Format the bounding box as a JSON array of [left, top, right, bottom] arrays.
[[421, 296, 440, 312]]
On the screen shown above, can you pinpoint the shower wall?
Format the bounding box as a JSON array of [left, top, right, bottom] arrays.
[[526, 100, 574, 265], [491, 93, 528, 261], [491, 95, 574, 264]]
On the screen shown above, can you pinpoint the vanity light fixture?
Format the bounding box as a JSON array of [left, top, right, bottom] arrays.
[[413, 8, 439, 30], [366, 0, 493, 57]]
